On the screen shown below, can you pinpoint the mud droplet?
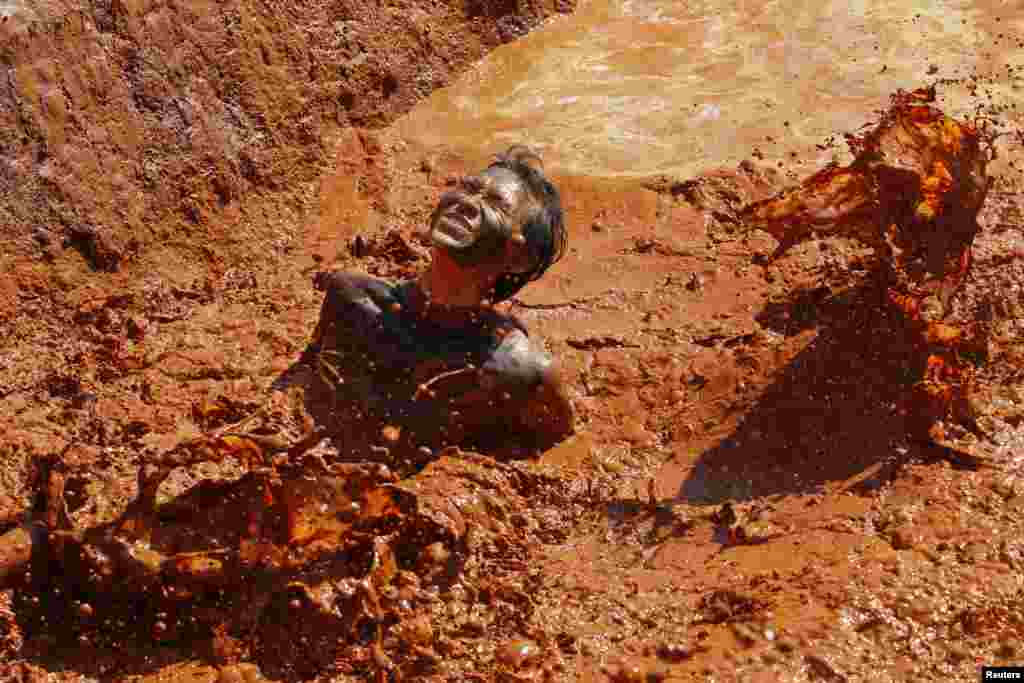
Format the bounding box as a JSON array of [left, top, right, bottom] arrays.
[[424, 541, 449, 565], [461, 616, 486, 636], [890, 527, 919, 551], [805, 653, 841, 679], [605, 658, 665, 683], [656, 642, 692, 662], [599, 457, 625, 474], [947, 643, 970, 662], [996, 642, 1016, 659], [776, 637, 798, 654], [496, 639, 541, 669], [730, 622, 758, 647], [32, 227, 53, 245], [403, 615, 434, 646]]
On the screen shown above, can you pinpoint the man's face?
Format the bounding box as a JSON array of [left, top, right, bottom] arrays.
[[429, 167, 537, 268]]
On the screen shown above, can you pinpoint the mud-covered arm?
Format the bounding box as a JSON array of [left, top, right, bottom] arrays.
[[393, 328, 573, 453], [310, 271, 407, 350], [480, 330, 575, 450], [510, 363, 575, 451]]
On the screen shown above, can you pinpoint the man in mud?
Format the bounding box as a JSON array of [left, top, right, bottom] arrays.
[[303, 146, 574, 465]]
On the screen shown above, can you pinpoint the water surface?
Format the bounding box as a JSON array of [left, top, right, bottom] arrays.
[[397, 0, 1024, 178]]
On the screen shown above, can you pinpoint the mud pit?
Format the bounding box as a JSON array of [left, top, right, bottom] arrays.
[[4, 3, 1024, 683], [4, 90, 1024, 681]]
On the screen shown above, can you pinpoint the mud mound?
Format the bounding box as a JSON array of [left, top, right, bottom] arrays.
[[0, 0, 571, 271], [0, 385, 580, 680]]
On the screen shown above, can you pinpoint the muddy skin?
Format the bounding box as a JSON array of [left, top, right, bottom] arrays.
[[293, 148, 573, 470], [302, 271, 574, 466], [430, 166, 536, 268]]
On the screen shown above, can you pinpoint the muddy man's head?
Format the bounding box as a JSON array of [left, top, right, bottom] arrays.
[[428, 145, 567, 302]]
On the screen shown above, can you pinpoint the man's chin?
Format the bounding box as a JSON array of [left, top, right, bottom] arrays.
[[430, 228, 472, 251]]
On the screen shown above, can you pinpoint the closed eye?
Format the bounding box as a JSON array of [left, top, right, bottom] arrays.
[[487, 191, 512, 211]]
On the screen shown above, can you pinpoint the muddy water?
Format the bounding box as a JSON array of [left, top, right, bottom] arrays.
[[396, 0, 1024, 178]]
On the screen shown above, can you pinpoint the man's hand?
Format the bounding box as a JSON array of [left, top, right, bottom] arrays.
[[511, 363, 575, 451]]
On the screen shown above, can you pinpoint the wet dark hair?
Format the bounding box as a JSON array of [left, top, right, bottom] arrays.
[[487, 145, 568, 303]]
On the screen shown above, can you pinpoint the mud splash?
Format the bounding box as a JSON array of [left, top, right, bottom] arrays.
[[743, 86, 994, 449], [0, 387, 582, 681]]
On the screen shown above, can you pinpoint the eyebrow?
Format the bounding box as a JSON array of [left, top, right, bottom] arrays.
[[471, 171, 527, 208]]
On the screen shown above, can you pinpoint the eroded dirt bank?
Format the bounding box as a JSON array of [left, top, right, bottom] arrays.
[[0, 0, 573, 437], [3, 2, 1024, 683]]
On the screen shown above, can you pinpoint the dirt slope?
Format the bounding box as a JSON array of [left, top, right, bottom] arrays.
[[1, 0, 572, 504]]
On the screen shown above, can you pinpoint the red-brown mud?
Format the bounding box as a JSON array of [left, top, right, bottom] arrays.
[[3, 4, 1024, 683], [742, 87, 998, 456]]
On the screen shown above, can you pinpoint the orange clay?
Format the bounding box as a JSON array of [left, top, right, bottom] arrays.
[[743, 87, 993, 442]]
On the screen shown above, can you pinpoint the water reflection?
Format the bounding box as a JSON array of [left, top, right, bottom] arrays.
[[396, 0, 1023, 178]]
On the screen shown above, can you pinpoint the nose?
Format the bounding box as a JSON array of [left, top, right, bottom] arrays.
[[454, 200, 479, 222]]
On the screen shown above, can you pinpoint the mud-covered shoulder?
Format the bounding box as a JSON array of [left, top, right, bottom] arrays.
[[482, 327, 556, 390], [314, 271, 402, 306], [309, 271, 409, 356]]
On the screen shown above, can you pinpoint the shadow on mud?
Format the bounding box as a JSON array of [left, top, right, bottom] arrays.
[[674, 269, 967, 507]]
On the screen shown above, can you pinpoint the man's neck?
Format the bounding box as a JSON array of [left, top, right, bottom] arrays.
[[417, 248, 496, 309]]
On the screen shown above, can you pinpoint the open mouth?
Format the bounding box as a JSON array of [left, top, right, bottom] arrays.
[[433, 213, 474, 245]]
